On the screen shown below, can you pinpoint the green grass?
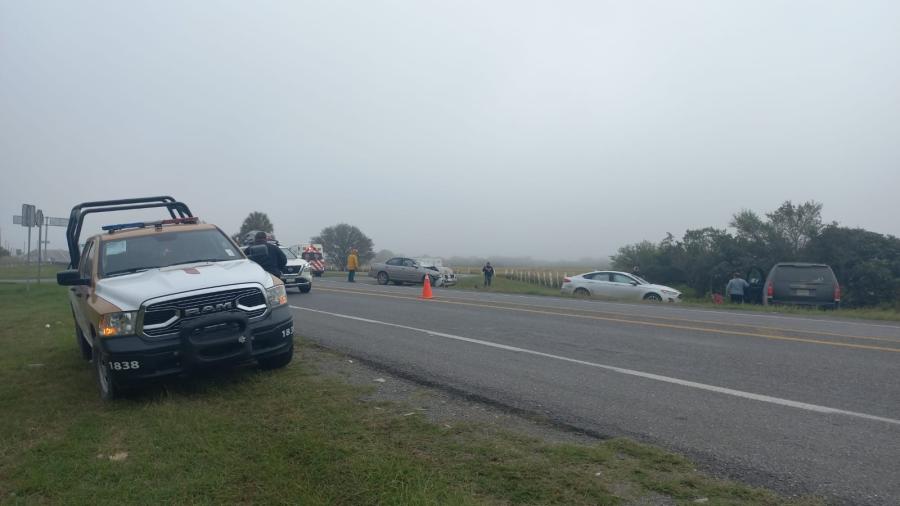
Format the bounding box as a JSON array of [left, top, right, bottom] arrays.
[[450, 275, 562, 296], [0, 263, 64, 280], [0, 284, 821, 505], [677, 298, 900, 322], [446, 276, 900, 323]]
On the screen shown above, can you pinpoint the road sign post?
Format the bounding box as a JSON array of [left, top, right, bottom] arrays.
[[21, 204, 35, 291], [35, 210, 44, 284]]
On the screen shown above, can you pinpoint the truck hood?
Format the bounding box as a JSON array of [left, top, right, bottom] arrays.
[[285, 259, 310, 268], [95, 259, 274, 311]]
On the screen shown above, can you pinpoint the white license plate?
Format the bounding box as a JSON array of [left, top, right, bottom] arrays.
[[795, 289, 810, 296], [286, 277, 297, 283]]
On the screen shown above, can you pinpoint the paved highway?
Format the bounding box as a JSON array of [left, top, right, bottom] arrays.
[[290, 278, 900, 504]]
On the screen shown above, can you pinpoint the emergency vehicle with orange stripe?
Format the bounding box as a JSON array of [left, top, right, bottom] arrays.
[[299, 244, 326, 277]]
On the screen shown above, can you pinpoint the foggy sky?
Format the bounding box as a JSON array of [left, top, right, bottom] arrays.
[[2, 1, 899, 260]]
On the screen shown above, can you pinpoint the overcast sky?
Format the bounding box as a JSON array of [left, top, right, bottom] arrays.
[[2, 0, 898, 260]]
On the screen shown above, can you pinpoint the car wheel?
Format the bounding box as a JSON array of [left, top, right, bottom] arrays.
[[300, 285, 311, 293], [574, 287, 590, 297], [93, 346, 119, 401], [258, 343, 294, 370], [377, 272, 390, 285], [429, 276, 439, 287], [644, 293, 663, 302]]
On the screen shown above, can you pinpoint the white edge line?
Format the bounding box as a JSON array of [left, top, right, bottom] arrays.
[[291, 304, 900, 427]]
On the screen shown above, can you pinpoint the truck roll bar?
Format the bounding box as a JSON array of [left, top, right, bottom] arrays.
[[65, 196, 194, 268]]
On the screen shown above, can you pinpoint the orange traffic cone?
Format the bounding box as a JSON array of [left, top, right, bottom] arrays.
[[421, 274, 434, 299]]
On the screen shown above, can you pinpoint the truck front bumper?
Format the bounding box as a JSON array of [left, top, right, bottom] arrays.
[[97, 305, 294, 386]]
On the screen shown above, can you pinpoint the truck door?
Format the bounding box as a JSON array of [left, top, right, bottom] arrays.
[[70, 240, 95, 337]]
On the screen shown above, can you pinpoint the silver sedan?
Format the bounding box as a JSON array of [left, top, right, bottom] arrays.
[[560, 271, 682, 302]]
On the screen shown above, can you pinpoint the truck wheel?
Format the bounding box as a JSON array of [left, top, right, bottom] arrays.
[[76, 324, 92, 361], [93, 347, 119, 401], [300, 285, 311, 293], [377, 272, 390, 285], [259, 343, 294, 370]]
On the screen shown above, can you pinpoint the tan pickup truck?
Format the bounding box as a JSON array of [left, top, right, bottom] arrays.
[[58, 197, 294, 400]]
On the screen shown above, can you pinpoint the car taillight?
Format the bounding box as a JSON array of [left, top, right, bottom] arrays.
[[766, 282, 773, 297], [563, 277, 571, 283], [834, 284, 841, 301]]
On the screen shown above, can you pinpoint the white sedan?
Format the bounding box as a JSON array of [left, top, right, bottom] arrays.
[[560, 271, 682, 302]]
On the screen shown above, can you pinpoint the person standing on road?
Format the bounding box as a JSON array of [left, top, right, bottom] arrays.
[[347, 248, 359, 283], [726, 272, 750, 304], [244, 231, 287, 278], [482, 261, 495, 287]]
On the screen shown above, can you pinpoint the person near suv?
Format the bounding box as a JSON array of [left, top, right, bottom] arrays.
[[726, 272, 750, 303], [245, 231, 287, 277]]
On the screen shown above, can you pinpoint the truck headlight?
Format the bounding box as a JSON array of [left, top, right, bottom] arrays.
[[267, 284, 288, 307], [99, 311, 137, 337]]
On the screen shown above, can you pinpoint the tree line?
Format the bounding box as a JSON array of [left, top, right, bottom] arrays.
[[611, 201, 900, 308]]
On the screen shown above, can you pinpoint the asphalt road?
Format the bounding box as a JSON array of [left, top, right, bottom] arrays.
[[290, 278, 900, 505]]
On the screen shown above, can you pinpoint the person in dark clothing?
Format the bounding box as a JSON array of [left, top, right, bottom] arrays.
[[482, 262, 495, 287], [244, 231, 287, 277], [631, 265, 643, 280]]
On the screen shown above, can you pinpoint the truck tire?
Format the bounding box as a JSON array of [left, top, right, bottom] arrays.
[[300, 285, 311, 293], [258, 343, 294, 370], [93, 346, 119, 401]]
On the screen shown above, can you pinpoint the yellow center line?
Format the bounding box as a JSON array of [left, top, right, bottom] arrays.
[[311, 287, 900, 354], [316, 284, 900, 344]]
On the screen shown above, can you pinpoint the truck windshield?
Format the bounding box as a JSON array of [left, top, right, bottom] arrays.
[[100, 229, 242, 277], [281, 247, 298, 259]]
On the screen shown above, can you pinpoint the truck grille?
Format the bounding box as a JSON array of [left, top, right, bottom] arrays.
[[141, 287, 267, 337]]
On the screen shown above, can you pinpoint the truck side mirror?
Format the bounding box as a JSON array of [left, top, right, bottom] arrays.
[[57, 269, 90, 286]]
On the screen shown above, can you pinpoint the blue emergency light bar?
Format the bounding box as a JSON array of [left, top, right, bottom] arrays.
[[101, 222, 147, 232], [101, 217, 200, 233]]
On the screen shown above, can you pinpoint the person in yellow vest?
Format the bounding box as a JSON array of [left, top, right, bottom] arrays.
[[347, 248, 359, 282]]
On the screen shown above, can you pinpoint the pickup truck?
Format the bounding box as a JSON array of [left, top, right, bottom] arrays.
[[57, 197, 295, 400]]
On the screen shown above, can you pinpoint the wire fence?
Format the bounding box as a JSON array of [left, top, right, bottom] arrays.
[[455, 266, 577, 289]]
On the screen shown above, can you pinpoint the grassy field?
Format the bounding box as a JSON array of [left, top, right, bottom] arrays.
[[451, 275, 562, 296], [0, 263, 64, 280], [0, 284, 821, 505]]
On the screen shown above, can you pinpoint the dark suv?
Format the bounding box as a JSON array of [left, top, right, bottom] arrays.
[[763, 262, 841, 309]]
